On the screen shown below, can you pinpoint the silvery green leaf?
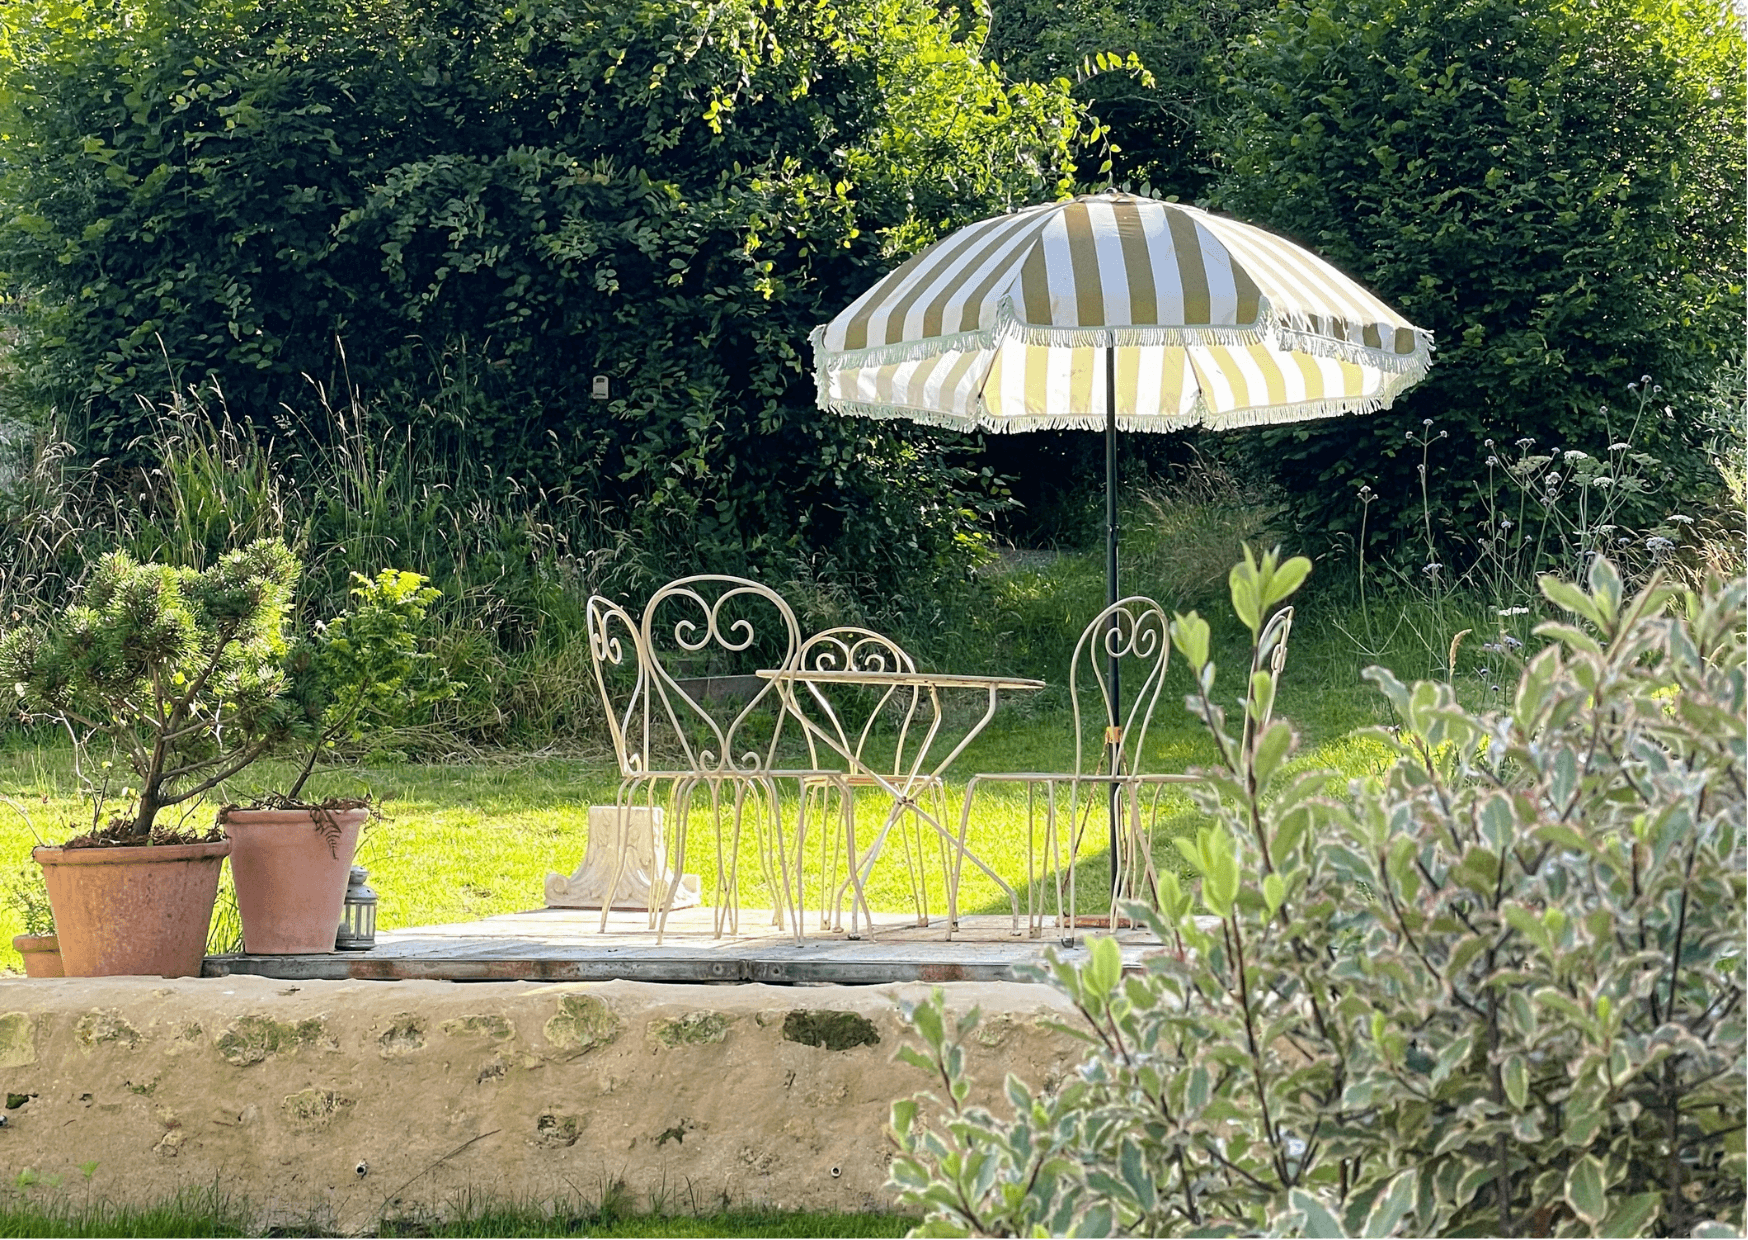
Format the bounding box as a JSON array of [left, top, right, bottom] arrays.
[[1503, 1053, 1528, 1108], [1361, 1169, 1418, 1237], [1564, 1154, 1607, 1226], [1599, 1192, 1659, 1237], [1290, 1187, 1350, 1238]]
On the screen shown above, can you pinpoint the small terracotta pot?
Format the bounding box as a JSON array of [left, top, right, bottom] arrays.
[[13, 934, 64, 978], [34, 841, 230, 977], [223, 807, 368, 954]]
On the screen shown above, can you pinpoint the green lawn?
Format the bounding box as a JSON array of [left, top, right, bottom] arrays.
[[0, 660, 1397, 969], [0, 1191, 914, 1238]]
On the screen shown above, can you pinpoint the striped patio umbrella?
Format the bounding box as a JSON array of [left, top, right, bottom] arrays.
[[810, 189, 1432, 896], [811, 190, 1431, 435]]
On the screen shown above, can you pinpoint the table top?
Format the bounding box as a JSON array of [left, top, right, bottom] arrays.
[[755, 668, 1046, 692]]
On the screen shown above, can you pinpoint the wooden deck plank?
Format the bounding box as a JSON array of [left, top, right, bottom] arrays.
[[202, 906, 1161, 985]]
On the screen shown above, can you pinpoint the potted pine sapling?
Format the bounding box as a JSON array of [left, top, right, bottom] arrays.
[[220, 570, 441, 954], [0, 541, 300, 977]]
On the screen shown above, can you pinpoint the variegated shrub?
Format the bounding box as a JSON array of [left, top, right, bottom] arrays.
[[890, 552, 1744, 1237]]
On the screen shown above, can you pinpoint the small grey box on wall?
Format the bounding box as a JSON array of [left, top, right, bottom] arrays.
[[591, 375, 610, 400]]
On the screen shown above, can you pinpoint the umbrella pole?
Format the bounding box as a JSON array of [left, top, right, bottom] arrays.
[[1105, 344, 1121, 909]]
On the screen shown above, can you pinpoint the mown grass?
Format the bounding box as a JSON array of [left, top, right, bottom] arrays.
[[0, 643, 1400, 970], [0, 1187, 914, 1237]]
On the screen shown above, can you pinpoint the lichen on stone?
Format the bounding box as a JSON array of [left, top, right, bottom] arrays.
[[0, 1013, 36, 1069], [543, 993, 619, 1056], [215, 1015, 330, 1067], [534, 1112, 582, 1147], [76, 1010, 141, 1052], [441, 1014, 514, 1041], [648, 1012, 728, 1049], [781, 1010, 880, 1051], [281, 1088, 354, 1126], [377, 1014, 426, 1057], [974, 1013, 1019, 1049]]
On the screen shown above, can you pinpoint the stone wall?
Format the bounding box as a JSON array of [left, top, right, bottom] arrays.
[[0, 976, 1083, 1231]]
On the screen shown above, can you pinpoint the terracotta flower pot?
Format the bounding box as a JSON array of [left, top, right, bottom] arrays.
[[12, 934, 64, 978], [223, 807, 368, 954], [33, 841, 230, 977]]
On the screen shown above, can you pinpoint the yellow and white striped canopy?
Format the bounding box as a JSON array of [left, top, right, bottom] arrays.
[[811, 191, 1432, 433]]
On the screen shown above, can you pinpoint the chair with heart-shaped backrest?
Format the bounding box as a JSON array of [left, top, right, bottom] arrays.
[[782, 626, 953, 936], [636, 575, 809, 940], [952, 596, 1175, 937]]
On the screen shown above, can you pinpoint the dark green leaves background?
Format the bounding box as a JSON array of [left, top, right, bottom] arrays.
[[0, 0, 1087, 584]]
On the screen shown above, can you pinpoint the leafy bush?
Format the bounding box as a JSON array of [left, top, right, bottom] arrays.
[[4, 865, 55, 936], [985, 0, 1267, 197], [281, 568, 445, 799], [1211, 0, 1745, 554], [889, 552, 1746, 1235], [0, 0, 1089, 589]]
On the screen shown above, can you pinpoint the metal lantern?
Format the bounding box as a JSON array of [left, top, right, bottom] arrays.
[[335, 866, 377, 950]]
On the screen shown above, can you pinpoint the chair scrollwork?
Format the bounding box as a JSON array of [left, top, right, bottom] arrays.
[[1069, 596, 1173, 781], [640, 575, 803, 776], [586, 595, 646, 778]]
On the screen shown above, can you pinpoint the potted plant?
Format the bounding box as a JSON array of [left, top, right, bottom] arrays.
[[0, 541, 301, 977], [7, 865, 61, 977], [220, 569, 440, 954]]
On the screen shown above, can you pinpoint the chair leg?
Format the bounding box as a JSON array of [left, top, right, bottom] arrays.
[[845, 796, 894, 940], [721, 782, 744, 939], [599, 790, 632, 935], [784, 777, 806, 944], [657, 779, 696, 947]]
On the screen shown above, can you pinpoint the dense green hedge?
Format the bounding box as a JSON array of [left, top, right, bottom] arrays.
[[1211, 0, 1745, 553], [0, 0, 1088, 582]]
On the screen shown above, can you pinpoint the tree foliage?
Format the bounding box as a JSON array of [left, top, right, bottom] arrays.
[[985, 0, 1267, 198], [890, 553, 1746, 1236], [0, 0, 1090, 581], [0, 540, 302, 838], [1210, 0, 1746, 553]]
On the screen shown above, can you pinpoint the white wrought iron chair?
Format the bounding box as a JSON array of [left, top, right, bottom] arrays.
[[954, 599, 1296, 938], [953, 597, 1177, 938], [785, 627, 952, 937], [586, 576, 837, 943]]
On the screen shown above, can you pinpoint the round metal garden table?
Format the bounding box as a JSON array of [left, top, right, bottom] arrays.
[[755, 667, 1045, 937]]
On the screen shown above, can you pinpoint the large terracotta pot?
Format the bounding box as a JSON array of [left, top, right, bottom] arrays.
[[33, 841, 230, 977], [13, 934, 64, 978], [223, 807, 368, 954]]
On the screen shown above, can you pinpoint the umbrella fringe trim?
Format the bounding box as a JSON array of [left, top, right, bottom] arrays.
[[812, 312, 1432, 377], [819, 389, 1407, 434]]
